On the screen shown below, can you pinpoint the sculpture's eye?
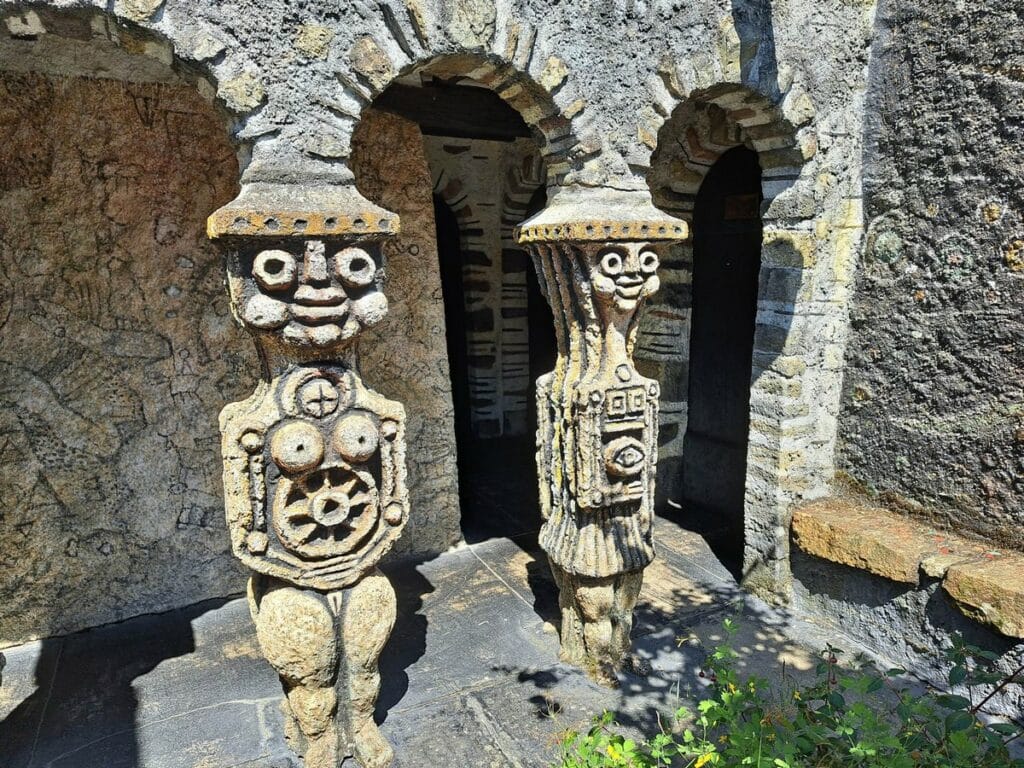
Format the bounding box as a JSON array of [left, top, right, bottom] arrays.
[[599, 250, 624, 276], [253, 249, 297, 292], [640, 249, 659, 275], [270, 421, 324, 473], [603, 436, 646, 477], [614, 445, 644, 469], [335, 247, 376, 288]]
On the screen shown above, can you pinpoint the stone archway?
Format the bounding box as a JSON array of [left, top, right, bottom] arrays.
[[646, 82, 819, 597]]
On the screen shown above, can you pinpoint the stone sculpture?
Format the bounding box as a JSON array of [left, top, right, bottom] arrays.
[[517, 188, 688, 684], [210, 184, 406, 768]]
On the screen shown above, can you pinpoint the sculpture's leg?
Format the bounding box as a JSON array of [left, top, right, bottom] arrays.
[[549, 562, 643, 686], [337, 569, 396, 768], [249, 575, 341, 767], [249, 572, 396, 768]]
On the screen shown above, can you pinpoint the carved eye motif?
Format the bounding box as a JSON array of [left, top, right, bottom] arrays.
[[603, 436, 646, 478], [599, 250, 624, 277], [253, 249, 297, 292], [640, 249, 659, 275], [335, 247, 376, 288], [270, 421, 324, 474]]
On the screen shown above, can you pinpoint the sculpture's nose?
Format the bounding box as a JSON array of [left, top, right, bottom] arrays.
[[300, 240, 330, 286]]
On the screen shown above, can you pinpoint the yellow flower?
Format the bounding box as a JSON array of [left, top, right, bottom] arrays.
[[606, 744, 622, 760], [696, 753, 714, 767], [793, 690, 802, 701], [728, 683, 738, 693]]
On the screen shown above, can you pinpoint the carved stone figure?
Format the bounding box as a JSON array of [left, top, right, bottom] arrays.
[[518, 189, 688, 684], [210, 184, 406, 768]]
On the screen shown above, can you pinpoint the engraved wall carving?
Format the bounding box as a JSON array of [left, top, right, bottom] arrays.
[[0, 71, 250, 646]]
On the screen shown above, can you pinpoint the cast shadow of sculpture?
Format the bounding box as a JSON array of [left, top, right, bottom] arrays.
[[375, 555, 435, 720], [0, 600, 224, 768]]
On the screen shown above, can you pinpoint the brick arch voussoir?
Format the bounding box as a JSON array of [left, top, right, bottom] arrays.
[[649, 83, 804, 221]]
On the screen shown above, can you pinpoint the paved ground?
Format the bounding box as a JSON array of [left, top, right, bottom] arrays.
[[0, 518, 861, 768]]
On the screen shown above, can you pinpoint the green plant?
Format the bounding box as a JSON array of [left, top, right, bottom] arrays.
[[554, 620, 1024, 767]]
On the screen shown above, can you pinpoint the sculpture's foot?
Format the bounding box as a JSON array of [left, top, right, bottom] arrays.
[[550, 563, 644, 687], [249, 571, 397, 768]]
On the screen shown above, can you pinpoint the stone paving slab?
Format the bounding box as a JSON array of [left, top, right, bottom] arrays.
[[0, 520, 878, 768]]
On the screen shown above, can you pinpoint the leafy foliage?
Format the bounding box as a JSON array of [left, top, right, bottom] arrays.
[[555, 620, 1024, 767]]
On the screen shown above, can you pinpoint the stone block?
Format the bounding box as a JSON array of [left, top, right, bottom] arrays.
[[792, 499, 937, 584], [944, 556, 1024, 639], [793, 498, 1023, 638]]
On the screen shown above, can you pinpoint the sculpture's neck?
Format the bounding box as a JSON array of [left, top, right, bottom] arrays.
[[598, 312, 631, 369], [257, 340, 360, 380]]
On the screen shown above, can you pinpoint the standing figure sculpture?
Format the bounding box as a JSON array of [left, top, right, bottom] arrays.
[[209, 185, 406, 768], [517, 189, 688, 684]]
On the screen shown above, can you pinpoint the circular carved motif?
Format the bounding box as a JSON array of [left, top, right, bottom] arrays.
[[253, 249, 297, 292], [333, 412, 379, 463], [298, 378, 340, 418], [269, 421, 324, 474], [603, 436, 646, 477], [273, 465, 380, 559]]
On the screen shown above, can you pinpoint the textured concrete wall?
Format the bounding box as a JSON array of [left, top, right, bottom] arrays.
[[0, 0, 881, 632], [0, 71, 250, 646], [837, 0, 1024, 551], [353, 110, 463, 558]]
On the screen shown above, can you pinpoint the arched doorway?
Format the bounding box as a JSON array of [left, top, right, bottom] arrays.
[[365, 74, 558, 543], [680, 146, 763, 575], [431, 178, 555, 542]]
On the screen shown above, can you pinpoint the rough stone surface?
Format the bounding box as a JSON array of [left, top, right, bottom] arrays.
[[944, 556, 1024, 640], [839, 0, 1024, 551], [792, 498, 947, 584], [250, 571, 397, 768], [0, 0, 879, 610], [793, 497, 1024, 654], [353, 110, 461, 558], [0, 72, 250, 646]]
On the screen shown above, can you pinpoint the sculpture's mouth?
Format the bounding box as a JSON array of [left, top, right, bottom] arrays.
[[291, 285, 349, 325], [290, 302, 349, 325], [614, 277, 644, 300]]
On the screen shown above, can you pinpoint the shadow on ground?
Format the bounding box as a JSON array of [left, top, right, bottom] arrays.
[[0, 518, 878, 768]]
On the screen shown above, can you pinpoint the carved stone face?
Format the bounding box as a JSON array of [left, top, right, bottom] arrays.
[[590, 244, 660, 314], [234, 240, 388, 347]]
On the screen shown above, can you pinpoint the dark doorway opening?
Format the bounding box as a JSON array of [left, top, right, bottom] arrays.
[[434, 188, 555, 543], [375, 77, 556, 543], [678, 145, 763, 577]]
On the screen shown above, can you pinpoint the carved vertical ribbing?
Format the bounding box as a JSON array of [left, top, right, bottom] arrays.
[[518, 190, 688, 684]]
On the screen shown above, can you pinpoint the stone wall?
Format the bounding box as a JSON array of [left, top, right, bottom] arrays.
[[837, 0, 1024, 551], [353, 110, 463, 557], [0, 72, 250, 645], [0, 0, 882, 621]]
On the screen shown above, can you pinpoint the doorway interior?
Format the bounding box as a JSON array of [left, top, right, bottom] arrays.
[[375, 76, 556, 543], [676, 145, 763, 577]]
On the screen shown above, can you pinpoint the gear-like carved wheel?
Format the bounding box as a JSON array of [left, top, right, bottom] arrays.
[[272, 465, 380, 560]]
